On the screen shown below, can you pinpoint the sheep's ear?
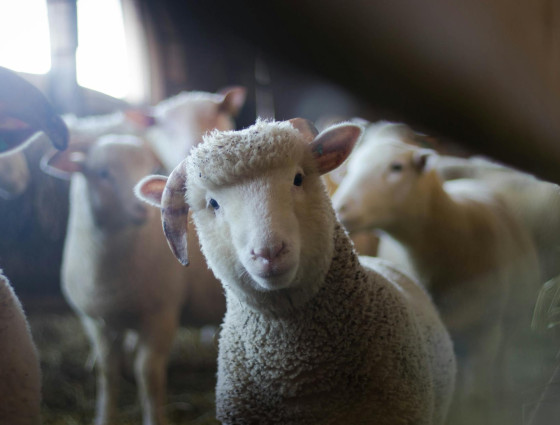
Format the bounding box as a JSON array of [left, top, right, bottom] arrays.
[[0, 66, 68, 154], [160, 159, 190, 266], [289, 118, 319, 142], [412, 148, 436, 173], [124, 108, 157, 129], [218, 86, 247, 116], [40, 144, 88, 180], [310, 123, 363, 175], [134, 175, 168, 207]]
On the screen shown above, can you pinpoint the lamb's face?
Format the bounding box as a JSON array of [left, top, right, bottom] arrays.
[[83, 137, 162, 229], [333, 140, 434, 232], [190, 162, 331, 293]]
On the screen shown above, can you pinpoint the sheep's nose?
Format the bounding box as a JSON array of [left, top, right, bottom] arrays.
[[252, 241, 286, 261]]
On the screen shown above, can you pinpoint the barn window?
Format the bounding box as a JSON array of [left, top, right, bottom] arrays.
[[0, 0, 148, 105], [76, 0, 129, 99], [0, 0, 52, 74]]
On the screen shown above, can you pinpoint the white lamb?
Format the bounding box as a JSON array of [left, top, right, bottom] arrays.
[[0, 65, 69, 425], [331, 124, 541, 425], [136, 118, 456, 425], [42, 135, 225, 425]]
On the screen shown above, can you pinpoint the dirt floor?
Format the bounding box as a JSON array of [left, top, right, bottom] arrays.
[[27, 302, 220, 425]]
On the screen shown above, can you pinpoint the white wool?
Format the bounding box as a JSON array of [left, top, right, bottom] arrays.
[[188, 118, 305, 186]]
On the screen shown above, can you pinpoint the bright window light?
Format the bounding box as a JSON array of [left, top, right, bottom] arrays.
[[76, 0, 129, 99], [0, 0, 51, 74]]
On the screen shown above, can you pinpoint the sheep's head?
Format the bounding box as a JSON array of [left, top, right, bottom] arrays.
[[43, 135, 162, 230], [146, 87, 246, 170], [136, 118, 362, 311], [332, 126, 437, 234]]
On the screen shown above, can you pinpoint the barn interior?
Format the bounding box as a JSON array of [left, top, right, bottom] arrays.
[[1, 1, 560, 424]]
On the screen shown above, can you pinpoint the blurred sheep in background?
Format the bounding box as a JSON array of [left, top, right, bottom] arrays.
[[332, 122, 544, 425], [42, 134, 225, 425]]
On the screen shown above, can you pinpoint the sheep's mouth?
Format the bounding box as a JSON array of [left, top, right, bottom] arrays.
[[250, 262, 298, 290]]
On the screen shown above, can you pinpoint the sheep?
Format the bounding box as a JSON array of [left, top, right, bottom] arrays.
[[331, 124, 541, 424], [135, 118, 456, 425], [41, 135, 225, 425], [0, 65, 69, 425]]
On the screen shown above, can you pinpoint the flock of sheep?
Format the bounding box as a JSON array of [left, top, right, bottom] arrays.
[[1, 66, 558, 425]]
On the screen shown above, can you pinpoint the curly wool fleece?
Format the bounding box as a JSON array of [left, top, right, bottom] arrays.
[[187, 119, 311, 187], [215, 224, 455, 425]]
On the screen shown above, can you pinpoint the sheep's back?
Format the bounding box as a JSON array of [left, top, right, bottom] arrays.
[[360, 256, 456, 425]]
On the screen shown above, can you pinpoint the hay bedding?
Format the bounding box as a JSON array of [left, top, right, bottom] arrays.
[[24, 299, 560, 425], [28, 312, 219, 425]]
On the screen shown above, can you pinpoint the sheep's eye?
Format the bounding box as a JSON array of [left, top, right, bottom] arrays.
[[209, 198, 220, 210], [389, 162, 403, 172], [293, 173, 303, 186]]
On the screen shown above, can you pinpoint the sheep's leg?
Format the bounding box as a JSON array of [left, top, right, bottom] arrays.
[[134, 311, 179, 425], [81, 316, 124, 425]]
